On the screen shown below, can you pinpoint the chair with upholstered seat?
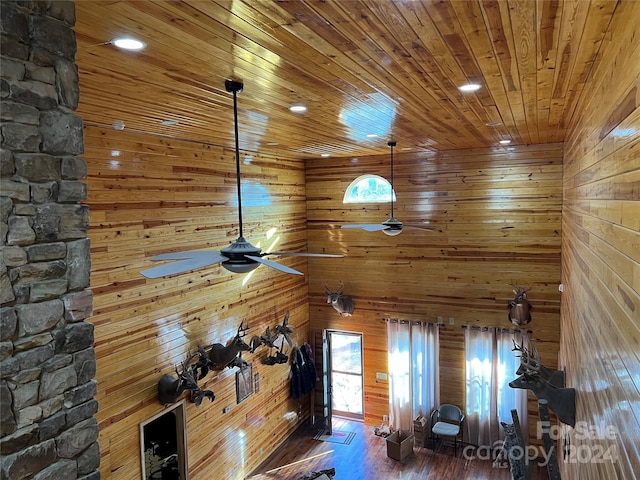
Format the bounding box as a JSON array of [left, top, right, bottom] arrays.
[[429, 404, 464, 456]]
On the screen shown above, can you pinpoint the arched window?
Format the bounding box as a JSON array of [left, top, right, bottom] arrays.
[[343, 174, 396, 203]]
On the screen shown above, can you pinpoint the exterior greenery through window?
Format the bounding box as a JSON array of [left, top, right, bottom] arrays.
[[343, 175, 396, 203]]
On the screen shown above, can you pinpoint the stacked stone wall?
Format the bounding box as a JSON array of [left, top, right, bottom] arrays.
[[1, 1, 98, 478]]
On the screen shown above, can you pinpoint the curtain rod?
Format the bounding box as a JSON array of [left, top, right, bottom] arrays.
[[382, 318, 442, 326], [461, 325, 533, 334]]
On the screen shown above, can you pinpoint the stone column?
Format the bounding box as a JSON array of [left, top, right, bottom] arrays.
[[1, 1, 99, 479]]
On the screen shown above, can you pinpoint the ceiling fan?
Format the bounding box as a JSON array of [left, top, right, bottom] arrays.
[[141, 80, 342, 279], [341, 141, 437, 236]]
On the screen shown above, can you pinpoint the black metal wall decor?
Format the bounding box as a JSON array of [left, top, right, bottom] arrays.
[[249, 311, 294, 365]]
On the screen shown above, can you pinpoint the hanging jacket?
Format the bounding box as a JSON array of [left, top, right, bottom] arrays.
[[301, 342, 318, 390], [290, 346, 314, 398]]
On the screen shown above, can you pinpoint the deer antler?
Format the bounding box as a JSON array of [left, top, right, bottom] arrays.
[[512, 339, 541, 375], [512, 338, 528, 356], [237, 320, 249, 338], [520, 344, 541, 375], [510, 283, 531, 294]]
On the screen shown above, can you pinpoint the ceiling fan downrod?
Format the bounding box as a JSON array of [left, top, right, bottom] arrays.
[[388, 140, 396, 219], [226, 79, 244, 239]]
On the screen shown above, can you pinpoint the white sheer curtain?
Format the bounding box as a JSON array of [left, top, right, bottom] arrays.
[[411, 322, 440, 420], [387, 320, 439, 431], [464, 327, 529, 448]]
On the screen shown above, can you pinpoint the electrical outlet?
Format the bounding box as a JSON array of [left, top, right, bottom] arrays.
[[376, 372, 388, 380], [437, 316, 443, 324], [449, 317, 455, 325], [383, 415, 389, 422], [223, 406, 231, 414]]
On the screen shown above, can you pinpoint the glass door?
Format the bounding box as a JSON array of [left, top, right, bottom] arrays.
[[328, 331, 364, 420]]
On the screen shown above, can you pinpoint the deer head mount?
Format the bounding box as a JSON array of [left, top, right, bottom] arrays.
[[325, 282, 355, 317], [157, 353, 215, 406], [208, 321, 251, 370], [509, 374, 576, 427], [510, 340, 575, 426], [508, 284, 532, 325], [512, 339, 565, 387]]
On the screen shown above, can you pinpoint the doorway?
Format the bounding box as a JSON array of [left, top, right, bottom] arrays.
[[327, 330, 364, 420], [140, 401, 187, 480]]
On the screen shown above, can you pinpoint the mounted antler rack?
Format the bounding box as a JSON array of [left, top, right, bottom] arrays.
[[508, 284, 533, 325], [156, 313, 297, 407], [157, 352, 215, 407], [509, 339, 575, 427], [156, 321, 252, 406], [324, 281, 355, 316]]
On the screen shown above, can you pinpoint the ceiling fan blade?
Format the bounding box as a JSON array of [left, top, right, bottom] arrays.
[[341, 224, 388, 232], [245, 255, 304, 275], [266, 252, 344, 258], [141, 251, 227, 278], [404, 225, 438, 231]]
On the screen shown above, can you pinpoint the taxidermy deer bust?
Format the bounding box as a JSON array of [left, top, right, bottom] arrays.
[[508, 284, 532, 325], [325, 282, 355, 316], [158, 354, 202, 406]]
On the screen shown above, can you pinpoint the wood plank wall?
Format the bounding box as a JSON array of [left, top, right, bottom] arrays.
[[305, 142, 564, 445], [560, 1, 640, 479], [84, 125, 318, 479]]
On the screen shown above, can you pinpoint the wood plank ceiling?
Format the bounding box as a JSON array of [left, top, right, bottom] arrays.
[[74, 0, 618, 160]]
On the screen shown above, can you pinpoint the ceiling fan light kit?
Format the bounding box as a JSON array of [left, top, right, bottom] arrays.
[[140, 80, 342, 279]]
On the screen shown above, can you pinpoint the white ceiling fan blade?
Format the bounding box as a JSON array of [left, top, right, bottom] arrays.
[[404, 225, 438, 231], [246, 255, 304, 275], [266, 252, 344, 257], [141, 251, 227, 278], [341, 223, 387, 232]]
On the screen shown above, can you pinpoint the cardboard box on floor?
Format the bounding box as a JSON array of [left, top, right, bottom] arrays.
[[385, 430, 414, 461]]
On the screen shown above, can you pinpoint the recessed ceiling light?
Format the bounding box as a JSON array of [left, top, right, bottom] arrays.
[[161, 120, 178, 126], [401, 147, 412, 151], [486, 121, 502, 127], [499, 139, 511, 145], [289, 104, 307, 113], [112, 120, 125, 130], [321, 153, 330, 157], [267, 142, 279, 146], [366, 134, 378, 138], [458, 83, 481, 93], [112, 37, 146, 51]]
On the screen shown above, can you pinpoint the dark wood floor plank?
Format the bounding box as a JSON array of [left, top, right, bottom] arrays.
[[248, 417, 549, 480]]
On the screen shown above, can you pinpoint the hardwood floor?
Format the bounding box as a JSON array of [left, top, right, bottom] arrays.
[[248, 417, 550, 480]]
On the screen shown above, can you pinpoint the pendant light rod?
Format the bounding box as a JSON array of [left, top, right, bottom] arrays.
[[388, 140, 396, 218], [226, 79, 244, 238]]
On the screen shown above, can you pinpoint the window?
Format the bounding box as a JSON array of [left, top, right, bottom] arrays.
[[343, 175, 396, 203], [387, 320, 439, 431]]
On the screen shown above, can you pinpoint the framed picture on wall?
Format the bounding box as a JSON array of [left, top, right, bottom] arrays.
[[236, 364, 253, 404]]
